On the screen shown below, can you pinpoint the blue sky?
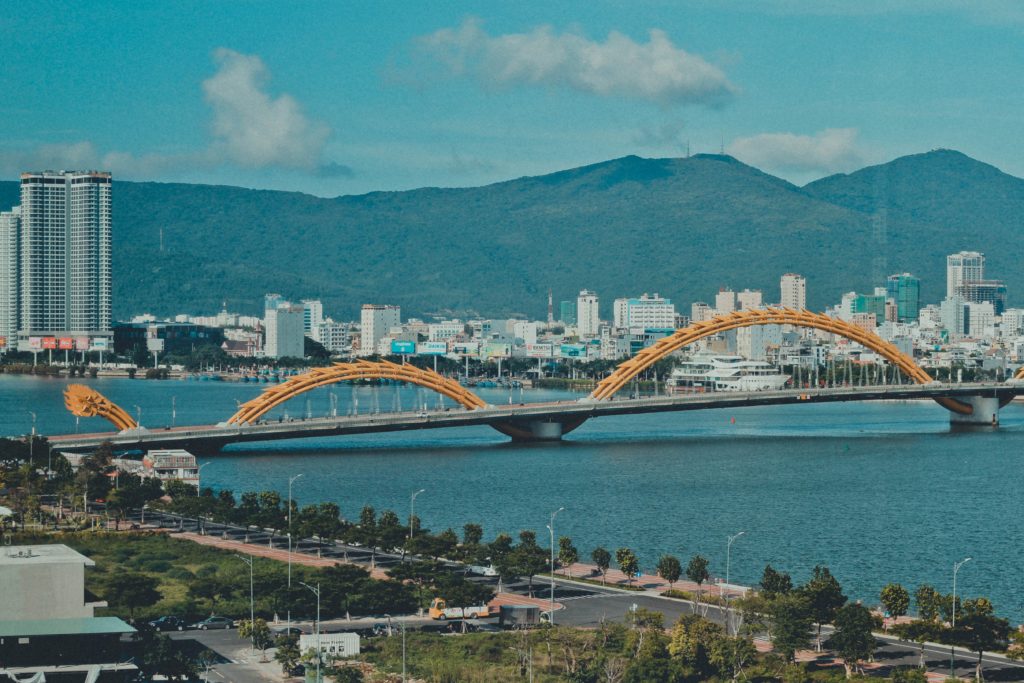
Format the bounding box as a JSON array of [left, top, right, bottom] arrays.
[[2, 1, 1022, 196]]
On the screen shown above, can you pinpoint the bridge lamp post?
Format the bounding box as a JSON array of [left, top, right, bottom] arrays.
[[197, 461, 212, 496], [171, 396, 177, 428], [300, 582, 321, 683], [409, 489, 425, 540], [287, 473, 304, 633], [950, 557, 972, 679], [725, 531, 746, 636], [133, 405, 142, 428], [547, 507, 564, 626]]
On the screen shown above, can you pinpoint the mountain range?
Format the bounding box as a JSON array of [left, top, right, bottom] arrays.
[[0, 148, 1020, 321]]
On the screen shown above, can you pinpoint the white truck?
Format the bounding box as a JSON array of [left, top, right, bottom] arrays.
[[428, 597, 490, 620]]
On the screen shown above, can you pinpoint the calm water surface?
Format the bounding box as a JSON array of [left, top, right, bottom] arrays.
[[2, 374, 1022, 620]]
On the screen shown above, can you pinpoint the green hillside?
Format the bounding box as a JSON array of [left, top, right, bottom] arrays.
[[0, 150, 1017, 320]]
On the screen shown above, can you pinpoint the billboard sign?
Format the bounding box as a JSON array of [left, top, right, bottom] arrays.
[[483, 342, 511, 359], [29, 337, 42, 350], [0, 336, 6, 349], [559, 344, 586, 358], [390, 340, 416, 354], [91, 338, 109, 351], [146, 338, 165, 352], [451, 342, 479, 356], [58, 337, 74, 350], [526, 343, 553, 358], [42, 337, 57, 349], [75, 337, 90, 350], [416, 341, 448, 356]]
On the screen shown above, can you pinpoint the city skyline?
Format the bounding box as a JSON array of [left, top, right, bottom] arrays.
[[3, 3, 1024, 196]]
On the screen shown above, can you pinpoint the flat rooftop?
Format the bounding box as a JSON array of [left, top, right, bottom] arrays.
[[0, 617, 134, 638], [0, 544, 95, 568]]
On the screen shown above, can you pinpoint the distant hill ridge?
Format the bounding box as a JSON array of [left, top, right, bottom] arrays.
[[0, 149, 1020, 320]]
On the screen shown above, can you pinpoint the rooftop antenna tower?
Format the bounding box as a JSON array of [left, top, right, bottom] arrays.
[[547, 289, 554, 326]]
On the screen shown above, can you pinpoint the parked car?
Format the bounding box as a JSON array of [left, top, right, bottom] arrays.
[[148, 616, 186, 631], [189, 616, 235, 630], [272, 626, 307, 636]]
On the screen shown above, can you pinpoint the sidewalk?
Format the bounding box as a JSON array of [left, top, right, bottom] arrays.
[[556, 561, 747, 598]]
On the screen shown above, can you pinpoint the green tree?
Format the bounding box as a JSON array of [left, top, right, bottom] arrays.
[[387, 560, 444, 610], [686, 554, 710, 601], [880, 582, 910, 629], [890, 667, 928, 683], [558, 536, 579, 577], [511, 532, 549, 597], [354, 505, 379, 569], [273, 635, 301, 674], [770, 593, 813, 662], [462, 522, 483, 546], [800, 565, 847, 651], [434, 574, 495, 631], [616, 547, 640, 587], [825, 603, 876, 679], [669, 614, 725, 678], [238, 618, 274, 661], [592, 546, 611, 585], [914, 584, 941, 622], [139, 632, 198, 681], [103, 572, 161, 621], [329, 667, 364, 683], [656, 554, 682, 588], [946, 597, 1011, 682], [892, 619, 944, 669], [761, 564, 793, 598], [710, 634, 758, 682]]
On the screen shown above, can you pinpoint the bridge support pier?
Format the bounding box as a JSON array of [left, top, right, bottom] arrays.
[[490, 417, 588, 442], [949, 395, 1000, 426]]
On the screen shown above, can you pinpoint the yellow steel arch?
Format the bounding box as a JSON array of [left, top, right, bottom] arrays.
[[64, 384, 139, 431], [1015, 366, 1024, 381], [590, 308, 973, 415], [228, 360, 487, 425]]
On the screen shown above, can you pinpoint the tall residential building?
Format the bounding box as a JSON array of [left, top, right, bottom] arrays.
[[17, 171, 112, 344], [885, 273, 920, 323], [715, 288, 736, 315], [359, 304, 401, 356], [957, 279, 1007, 315], [780, 273, 806, 310], [559, 300, 576, 326], [946, 251, 985, 298], [0, 207, 20, 347], [736, 289, 762, 311], [301, 299, 323, 333], [940, 295, 967, 340], [577, 290, 600, 337], [264, 304, 305, 358], [612, 293, 676, 329]]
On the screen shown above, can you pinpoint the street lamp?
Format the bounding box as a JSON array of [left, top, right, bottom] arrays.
[[171, 396, 177, 428], [725, 531, 746, 636], [950, 557, 972, 679], [409, 489, 425, 540], [287, 473, 304, 633], [197, 462, 212, 496], [301, 582, 321, 683], [546, 507, 564, 626], [28, 412, 36, 467], [134, 405, 142, 428], [236, 554, 255, 653]]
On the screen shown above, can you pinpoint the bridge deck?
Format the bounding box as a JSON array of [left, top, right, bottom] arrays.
[[44, 382, 1021, 452]]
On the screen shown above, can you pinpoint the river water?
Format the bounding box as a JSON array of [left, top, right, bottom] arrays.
[[2, 374, 1022, 621]]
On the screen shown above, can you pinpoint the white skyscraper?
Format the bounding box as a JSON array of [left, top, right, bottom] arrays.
[[946, 251, 985, 298], [691, 302, 714, 322], [359, 304, 401, 356], [736, 289, 763, 310], [780, 273, 806, 310], [301, 299, 323, 333], [0, 207, 20, 347], [16, 171, 112, 345], [265, 304, 305, 358], [715, 288, 736, 315], [576, 290, 600, 337]]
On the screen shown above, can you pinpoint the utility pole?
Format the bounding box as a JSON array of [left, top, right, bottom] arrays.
[[950, 557, 972, 679], [409, 489, 425, 540], [236, 555, 255, 653], [301, 582, 321, 683]]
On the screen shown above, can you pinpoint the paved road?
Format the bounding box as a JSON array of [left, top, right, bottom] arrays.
[[129, 508, 1024, 681]]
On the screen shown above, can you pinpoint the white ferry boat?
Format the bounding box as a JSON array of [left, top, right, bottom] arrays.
[[668, 355, 790, 393]]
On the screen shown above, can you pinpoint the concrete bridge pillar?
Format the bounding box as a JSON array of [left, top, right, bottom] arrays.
[[949, 395, 1001, 426], [490, 416, 588, 442]]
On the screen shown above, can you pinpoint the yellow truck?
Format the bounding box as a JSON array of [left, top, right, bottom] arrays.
[[428, 597, 490, 620]]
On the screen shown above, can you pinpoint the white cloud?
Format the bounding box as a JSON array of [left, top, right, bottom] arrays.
[[419, 19, 735, 106], [726, 128, 862, 174], [0, 49, 346, 180], [202, 48, 331, 169]]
